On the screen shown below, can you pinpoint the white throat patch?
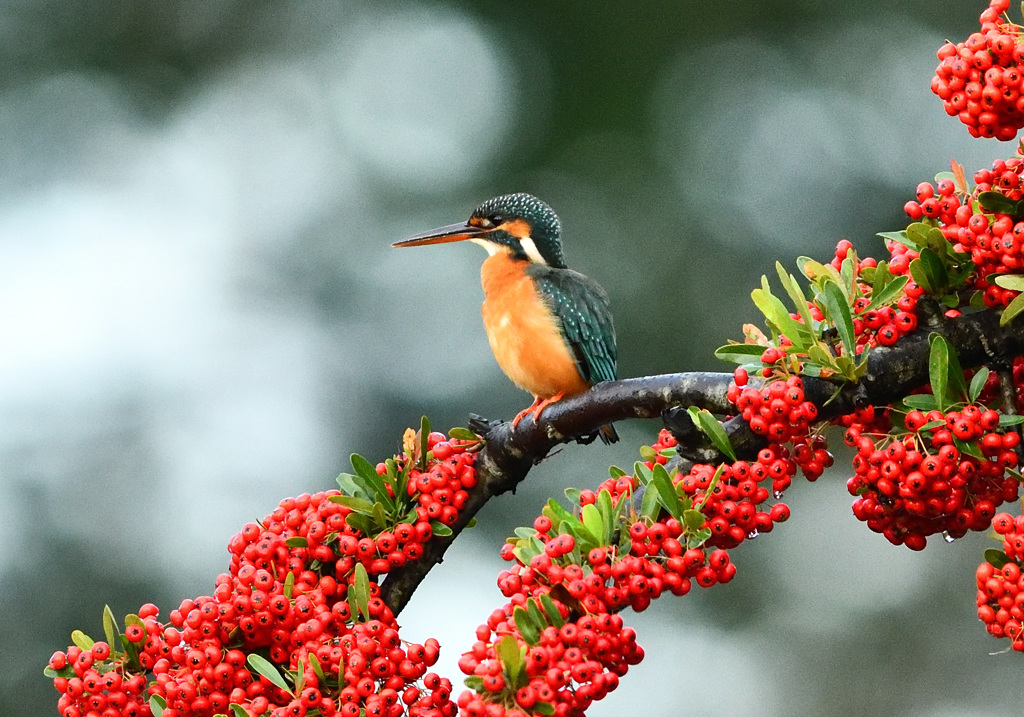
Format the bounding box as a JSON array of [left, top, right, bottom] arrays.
[[470, 238, 502, 256], [519, 237, 548, 265]]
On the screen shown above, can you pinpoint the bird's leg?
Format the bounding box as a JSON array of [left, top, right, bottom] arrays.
[[512, 392, 567, 429], [511, 396, 544, 429]]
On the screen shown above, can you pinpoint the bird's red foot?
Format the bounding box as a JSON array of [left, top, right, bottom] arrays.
[[511, 397, 542, 429], [511, 393, 566, 429]]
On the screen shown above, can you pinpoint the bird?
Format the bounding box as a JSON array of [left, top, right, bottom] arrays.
[[393, 193, 618, 443]]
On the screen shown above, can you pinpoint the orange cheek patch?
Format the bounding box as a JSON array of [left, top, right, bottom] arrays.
[[500, 218, 532, 239]]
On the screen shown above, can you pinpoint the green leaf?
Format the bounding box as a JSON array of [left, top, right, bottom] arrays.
[[868, 259, 892, 294], [283, 571, 295, 600], [906, 222, 934, 247], [775, 261, 816, 335], [686, 407, 737, 461], [545, 498, 576, 529], [911, 249, 949, 295], [820, 280, 856, 359], [580, 504, 604, 546], [928, 333, 951, 410], [839, 254, 856, 296], [986, 548, 1011, 569], [913, 224, 950, 259], [866, 275, 909, 311], [944, 339, 968, 403], [649, 463, 683, 521], [419, 415, 431, 471], [977, 190, 1023, 215], [954, 437, 985, 460], [345, 512, 376, 536], [908, 258, 934, 294], [751, 279, 810, 348], [351, 453, 394, 512], [294, 656, 306, 695], [533, 701, 556, 716], [696, 465, 724, 511], [687, 528, 712, 549], [634, 461, 653, 485], [597, 489, 616, 545], [247, 653, 293, 695], [352, 563, 371, 622], [526, 597, 547, 630], [683, 509, 706, 532], [714, 343, 769, 364], [496, 634, 525, 680], [335, 472, 361, 497], [71, 630, 95, 651], [877, 230, 921, 253], [999, 414, 1024, 426], [430, 520, 453, 537], [513, 606, 540, 646], [608, 465, 628, 479], [539, 593, 565, 628], [43, 665, 74, 679], [448, 426, 480, 441], [1001, 291, 1024, 326], [901, 393, 938, 411], [329, 494, 377, 515], [285, 536, 308, 548], [228, 705, 250, 717], [150, 695, 167, 717], [639, 482, 660, 521], [638, 445, 657, 462], [969, 367, 990, 403], [102, 605, 119, 654], [994, 274, 1024, 292], [308, 653, 326, 686]]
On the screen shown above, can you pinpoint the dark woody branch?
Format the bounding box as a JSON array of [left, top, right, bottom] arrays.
[[381, 300, 1024, 614]]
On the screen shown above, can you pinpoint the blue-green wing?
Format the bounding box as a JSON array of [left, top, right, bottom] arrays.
[[528, 265, 617, 385]]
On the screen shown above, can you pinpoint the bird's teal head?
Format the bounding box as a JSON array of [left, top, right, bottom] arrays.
[[393, 193, 567, 269]]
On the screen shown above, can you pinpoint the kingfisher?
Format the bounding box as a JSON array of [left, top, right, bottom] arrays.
[[393, 193, 618, 443]]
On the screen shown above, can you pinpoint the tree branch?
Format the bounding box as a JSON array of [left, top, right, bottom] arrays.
[[380, 301, 1024, 614]]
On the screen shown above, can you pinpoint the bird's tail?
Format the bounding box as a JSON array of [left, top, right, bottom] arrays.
[[598, 423, 619, 445]]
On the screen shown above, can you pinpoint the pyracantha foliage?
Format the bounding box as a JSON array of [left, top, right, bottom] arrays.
[[455, 426, 803, 717], [48, 430, 479, 717]]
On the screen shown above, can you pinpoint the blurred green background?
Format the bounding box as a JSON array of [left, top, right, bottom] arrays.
[[2, 1, 1021, 715]]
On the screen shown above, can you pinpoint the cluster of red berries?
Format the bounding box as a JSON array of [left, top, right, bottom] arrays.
[[457, 596, 641, 717], [903, 157, 1024, 309], [754, 240, 920, 381], [50, 434, 478, 717], [599, 430, 794, 565], [845, 405, 1020, 550], [960, 158, 1024, 298], [400, 438, 478, 538], [975, 512, 1024, 649], [932, 0, 1024, 140], [831, 241, 922, 347], [728, 371, 832, 480], [50, 636, 151, 717], [457, 428, 799, 717]]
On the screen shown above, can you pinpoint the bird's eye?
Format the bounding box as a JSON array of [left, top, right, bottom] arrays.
[[489, 214, 504, 226]]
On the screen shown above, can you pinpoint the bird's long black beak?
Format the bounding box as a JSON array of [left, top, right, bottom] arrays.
[[392, 221, 488, 247]]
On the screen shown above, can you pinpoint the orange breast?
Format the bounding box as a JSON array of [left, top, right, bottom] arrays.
[[479, 252, 589, 399]]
